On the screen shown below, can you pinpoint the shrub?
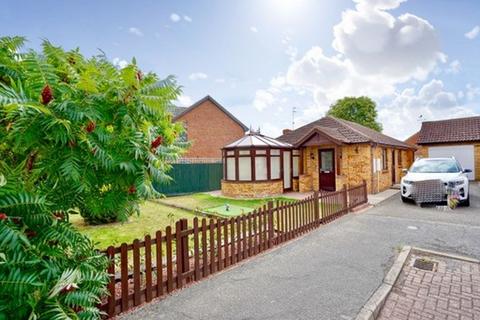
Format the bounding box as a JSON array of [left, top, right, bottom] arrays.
[[0, 162, 109, 319], [0, 36, 187, 224]]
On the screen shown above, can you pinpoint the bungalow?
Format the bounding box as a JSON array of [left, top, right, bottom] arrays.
[[221, 116, 415, 197]]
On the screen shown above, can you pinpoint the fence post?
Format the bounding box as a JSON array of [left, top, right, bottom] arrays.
[[175, 219, 189, 288], [106, 246, 116, 317], [343, 184, 348, 213], [267, 201, 274, 248], [314, 191, 320, 226], [363, 179, 368, 203]]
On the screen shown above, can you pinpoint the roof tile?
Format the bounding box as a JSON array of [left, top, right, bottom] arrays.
[[277, 116, 412, 149], [417, 116, 480, 144]]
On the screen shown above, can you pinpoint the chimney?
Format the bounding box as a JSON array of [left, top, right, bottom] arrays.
[[282, 129, 292, 135]]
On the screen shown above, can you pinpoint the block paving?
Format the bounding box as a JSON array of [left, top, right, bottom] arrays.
[[378, 253, 480, 320]]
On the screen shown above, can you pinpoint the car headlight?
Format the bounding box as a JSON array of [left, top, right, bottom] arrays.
[[450, 179, 465, 186], [402, 180, 413, 185]]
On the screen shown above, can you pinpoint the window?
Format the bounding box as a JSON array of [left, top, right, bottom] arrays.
[[382, 148, 388, 170], [255, 157, 267, 180], [223, 148, 288, 182], [226, 157, 236, 180], [270, 149, 281, 179], [292, 150, 300, 177], [238, 157, 251, 180]]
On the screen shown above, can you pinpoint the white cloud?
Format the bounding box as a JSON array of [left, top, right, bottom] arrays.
[[446, 59, 461, 74], [332, 0, 443, 82], [250, 26, 258, 33], [112, 57, 128, 69], [253, 89, 275, 111], [170, 13, 181, 22], [466, 84, 480, 101], [215, 78, 226, 83], [183, 15, 192, 22], [465, 25, 480, 40], [188, 72, 208, 81], [128, 27, 144, 37], [176, 95, 193, 107], [378, 79, 475, 139]]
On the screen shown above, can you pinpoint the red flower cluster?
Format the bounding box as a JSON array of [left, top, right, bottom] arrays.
[[85, 121, 96, 133], [151, 136, 163, 150], [128, 185, 136, 194], [41, 85, 53, 105], [0, 213, 7, 220], [25, 230, 37, 238], [53, 212, 64, 220]]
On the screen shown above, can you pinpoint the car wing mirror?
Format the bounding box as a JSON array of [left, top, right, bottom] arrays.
[[402, 168, 408, 174], [463, 169, 472, 173]]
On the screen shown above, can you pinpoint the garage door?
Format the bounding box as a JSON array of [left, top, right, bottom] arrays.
[[428, 145, 475, 180]]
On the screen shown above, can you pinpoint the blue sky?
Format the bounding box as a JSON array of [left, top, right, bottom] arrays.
[[2, 0, 479, 139]]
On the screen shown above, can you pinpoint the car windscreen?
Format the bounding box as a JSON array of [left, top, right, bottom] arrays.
[[410, 159, 460, 173]]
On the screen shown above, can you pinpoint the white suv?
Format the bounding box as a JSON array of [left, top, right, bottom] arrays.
[[401, 157, 471, 206]]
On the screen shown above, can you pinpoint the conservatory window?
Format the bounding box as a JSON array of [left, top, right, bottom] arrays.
[[238, 157, 251, 181], [270, 155, 281, 179], [255, 156, 267, 180], [226, 157, 236, 180]]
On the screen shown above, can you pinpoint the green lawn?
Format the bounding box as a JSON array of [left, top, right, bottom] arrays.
[[71, 193, 296, 250], [70, 200, 197, 250], [159, 193, 294, 214], [204, 204, 254, 217]]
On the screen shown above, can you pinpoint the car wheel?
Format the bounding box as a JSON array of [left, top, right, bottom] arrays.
[[460, 195, 470, 207], [401, 196, 409, 203]]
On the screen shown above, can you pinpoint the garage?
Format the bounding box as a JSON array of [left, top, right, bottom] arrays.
[[428, 145, 475, 180], [413, 116, 480, 182]]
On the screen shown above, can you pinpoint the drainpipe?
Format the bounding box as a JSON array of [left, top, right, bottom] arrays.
[[370, 143, 375, 194]]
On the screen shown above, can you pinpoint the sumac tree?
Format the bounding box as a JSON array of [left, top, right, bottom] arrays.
[[0, 36, 186, 224]]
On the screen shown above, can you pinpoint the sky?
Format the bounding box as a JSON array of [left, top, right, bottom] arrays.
[[2, 0, 479, 140]]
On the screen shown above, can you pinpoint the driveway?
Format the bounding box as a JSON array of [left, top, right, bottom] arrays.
[[121, 183, 480, 320]]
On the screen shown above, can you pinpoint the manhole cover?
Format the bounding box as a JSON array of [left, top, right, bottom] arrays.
[[413, 258, 437, 271]]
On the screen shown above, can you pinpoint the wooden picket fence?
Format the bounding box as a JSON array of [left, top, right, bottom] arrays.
[[100, 182, 368, 317]]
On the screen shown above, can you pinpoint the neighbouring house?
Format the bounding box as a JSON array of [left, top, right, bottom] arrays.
[[156, 96, 247, 196], [414, 116, 480, 180], [221, 116, 416, 197], [173, 95, 248, 160]]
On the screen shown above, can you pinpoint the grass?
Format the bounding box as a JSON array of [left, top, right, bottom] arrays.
[[70, 200, 197, 250], [159, 193, 294, 215], [204, 204, 254, 217], [71, 193, 296, 250]]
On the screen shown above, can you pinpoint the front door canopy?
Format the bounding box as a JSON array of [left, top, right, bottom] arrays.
[[295, 128, 343, 148]]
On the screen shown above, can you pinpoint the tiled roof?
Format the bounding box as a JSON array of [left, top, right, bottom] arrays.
[[171, 106, 188, 118], [417, 116, 480, 144], [277, 116, 413, 149], [404, 132, 419, 146]]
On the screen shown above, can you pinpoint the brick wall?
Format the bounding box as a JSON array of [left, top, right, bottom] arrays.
[[221, 180, 283, 198], [176, 99, 245, 159]]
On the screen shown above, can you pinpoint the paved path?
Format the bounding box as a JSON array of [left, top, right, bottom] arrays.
[[121, 184, 480, 320], [378, 252, 480, 319]]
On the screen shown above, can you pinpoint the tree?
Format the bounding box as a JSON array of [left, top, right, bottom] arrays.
[[0, 36, 187, 318], [327, 96, 383, 132], [0, 37, 187, 224]]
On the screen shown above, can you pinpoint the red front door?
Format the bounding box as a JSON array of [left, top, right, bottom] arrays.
[[319, 149, 335, 191]]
